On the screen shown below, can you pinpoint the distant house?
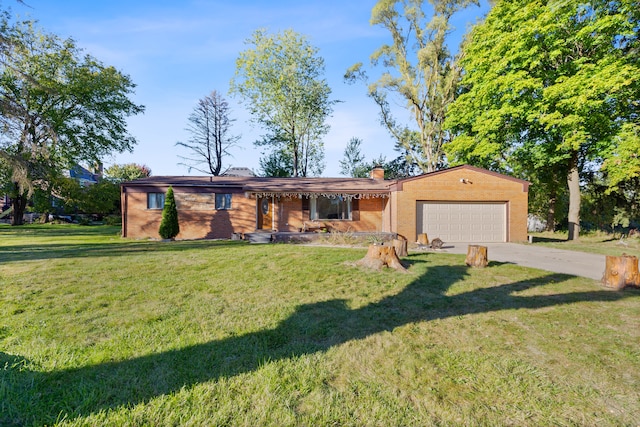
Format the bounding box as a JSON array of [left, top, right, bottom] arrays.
[[221, 166, 256, 177], [66, 163, 103, 187], [120, 165, 530, 243]]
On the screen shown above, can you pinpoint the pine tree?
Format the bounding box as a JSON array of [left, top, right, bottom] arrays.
[[159, 186, 179, 240]]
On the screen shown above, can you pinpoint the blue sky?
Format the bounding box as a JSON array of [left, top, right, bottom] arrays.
[[12, 0, 489, 177]]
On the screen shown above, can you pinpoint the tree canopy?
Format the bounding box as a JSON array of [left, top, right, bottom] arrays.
[[104, 163, 152, 182], [346, 0, 479, 173], [445, 0, 639, 239], [230, 29, 335, 177], [0, 13, 144, 225]]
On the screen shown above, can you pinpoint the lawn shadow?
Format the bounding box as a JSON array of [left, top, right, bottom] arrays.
[[0, 239, 248, 263], [2, 263, 638, 426], [531, 236, 567, 243]]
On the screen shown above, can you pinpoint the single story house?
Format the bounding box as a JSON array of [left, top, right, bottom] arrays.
[[120, 165, 529, 243]]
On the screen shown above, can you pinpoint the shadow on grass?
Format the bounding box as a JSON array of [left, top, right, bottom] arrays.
[[0, 224, 122, 237], [2, 262, 638, 426], [531, 237, 567, 243], [0, 239, 248, 263]]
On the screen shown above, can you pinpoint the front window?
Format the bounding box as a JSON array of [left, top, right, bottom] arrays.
[[310, 196, 351, 220], [215, 193, 232, 210], [147, 192, 165, 209]]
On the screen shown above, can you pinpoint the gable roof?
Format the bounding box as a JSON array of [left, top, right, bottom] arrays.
[[393, 165, 530, 192]]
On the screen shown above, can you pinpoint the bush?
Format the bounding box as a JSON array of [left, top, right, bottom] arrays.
[[104, 215, 122, 226], [159, 186, 179, 240]]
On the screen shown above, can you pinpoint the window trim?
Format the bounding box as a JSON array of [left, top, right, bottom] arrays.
[[215, 193, 232, 210], [310, 196, 352, 221], [147, 192, 165, 210]]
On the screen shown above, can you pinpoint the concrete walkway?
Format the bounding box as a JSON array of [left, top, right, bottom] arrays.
[[440, 243, 605, 281]]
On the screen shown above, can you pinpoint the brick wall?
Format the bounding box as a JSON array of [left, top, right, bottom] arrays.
[[122, 188, 389, 239], [122, 186, 256, 240]]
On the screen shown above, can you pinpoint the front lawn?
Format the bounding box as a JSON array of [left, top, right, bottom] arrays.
[[530, 230, 640, 258], [1, 225, 639, 426]]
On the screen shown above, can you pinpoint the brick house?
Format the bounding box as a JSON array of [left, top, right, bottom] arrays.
[[120, 165, 529, 243]]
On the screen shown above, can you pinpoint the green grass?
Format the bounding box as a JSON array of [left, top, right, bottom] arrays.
[[530, 230, 640, 258], [1, 224, 639, 426]]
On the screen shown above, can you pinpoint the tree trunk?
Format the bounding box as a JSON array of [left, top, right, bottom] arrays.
[[392, 238, 408, 257], [602, 255, 640, 290], [11, 186, 27, 226], [546, 188, 556, 232], [356, 244, 407, 272], [465, 245, 488, 268], [567, 151, 581, 241]]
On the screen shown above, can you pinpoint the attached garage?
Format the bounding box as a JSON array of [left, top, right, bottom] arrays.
[[416, 202, 507, 242], [390, 165, 529, 243]]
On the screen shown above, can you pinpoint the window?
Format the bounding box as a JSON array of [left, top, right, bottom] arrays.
[[310, 196, 351, 220], [147, 192, 165, 209], [215, 193, 232, 210]]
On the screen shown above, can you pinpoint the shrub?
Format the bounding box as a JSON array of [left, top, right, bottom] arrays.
[[159, 186, 179, 240]]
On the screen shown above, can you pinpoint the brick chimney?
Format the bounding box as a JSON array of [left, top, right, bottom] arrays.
[[370, 166, 385, 180]]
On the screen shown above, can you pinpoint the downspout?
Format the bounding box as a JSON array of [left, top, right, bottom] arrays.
[[255, 195, 259, 230], [121, 185, 127, 238], [381, 197, 385, 233]]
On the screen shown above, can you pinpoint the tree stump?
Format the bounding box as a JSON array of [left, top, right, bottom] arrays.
[[465, 245, 488, 268], [356, 244, 407, 272], [602, 254, 640, 290], [392, 238, 408, 257], [417, 233, 429, 246]]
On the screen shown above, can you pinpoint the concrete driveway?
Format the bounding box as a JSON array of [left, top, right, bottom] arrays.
[[441, 243, 605, 281]]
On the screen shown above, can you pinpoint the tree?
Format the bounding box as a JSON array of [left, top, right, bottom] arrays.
[[345, 0, 479, 173], [176, 90, 239, 176], [445, 0, 640, 240], [104, 163, 151, 182], [230, 29, 336, 177], [339, 137, 369, 178], [0, 15, 144, 225], [52, 178, 121, 218], [259, 148, 293, 177], [159, 186, 179, 240]]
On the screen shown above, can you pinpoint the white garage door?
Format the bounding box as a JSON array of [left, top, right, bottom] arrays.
[[417, 202, 506, 242]]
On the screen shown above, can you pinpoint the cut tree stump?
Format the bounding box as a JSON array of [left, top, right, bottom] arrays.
[[356, 244, 407, 272], [392, 238, 408, 257], [417, 233, 429, 246], [602, 254, 640, 290], [465, 245, 488, 268]]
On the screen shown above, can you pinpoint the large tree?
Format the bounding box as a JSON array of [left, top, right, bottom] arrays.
[[0, 15, 144, 225], [176, 90, 239, 176], [346, 0, 479, 173], [445, 0, 639, 240], [230, 29, 335, 177]]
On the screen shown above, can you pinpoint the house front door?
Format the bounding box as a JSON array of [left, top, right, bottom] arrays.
[[257, 197, 273, 230]]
